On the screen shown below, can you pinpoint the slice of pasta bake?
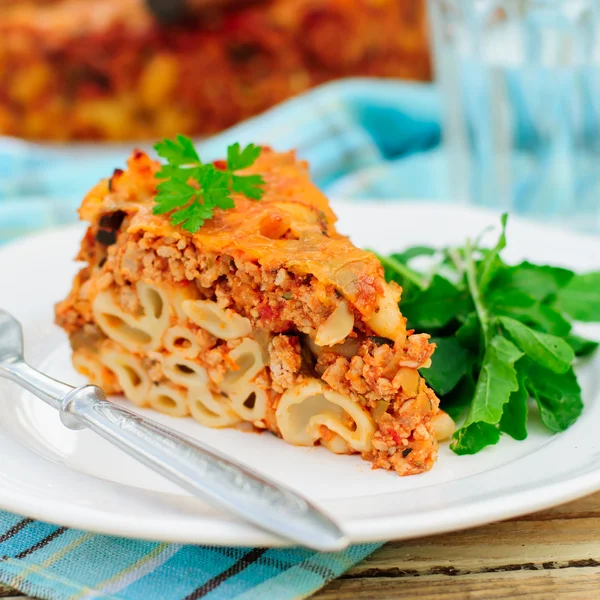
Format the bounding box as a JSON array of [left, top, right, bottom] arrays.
[[56, 148, 450, 476]]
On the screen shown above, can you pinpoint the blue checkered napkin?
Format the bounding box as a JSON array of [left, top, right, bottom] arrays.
[[0, 78, 442, 243], [0, 514, 380, 599]]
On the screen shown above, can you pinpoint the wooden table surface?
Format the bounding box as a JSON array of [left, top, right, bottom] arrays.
[[2, 491, 600, 600]]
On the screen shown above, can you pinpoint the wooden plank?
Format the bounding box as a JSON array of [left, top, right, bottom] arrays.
[[315, 567, 600, 600], [0, 582, 24, 598], [347, 518, 600, 575]]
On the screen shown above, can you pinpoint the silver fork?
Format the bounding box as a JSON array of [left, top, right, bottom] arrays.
[[0, 308, 348, 551]]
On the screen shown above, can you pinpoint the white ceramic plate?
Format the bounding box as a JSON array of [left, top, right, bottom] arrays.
[[1, 202, 599, 547]]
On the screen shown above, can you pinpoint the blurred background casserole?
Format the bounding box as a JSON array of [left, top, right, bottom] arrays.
[[0, 0, 430, 141]]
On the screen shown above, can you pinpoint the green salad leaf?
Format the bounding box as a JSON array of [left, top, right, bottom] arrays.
[[555, 272, 600, 322], [380, 215, 599, 455]]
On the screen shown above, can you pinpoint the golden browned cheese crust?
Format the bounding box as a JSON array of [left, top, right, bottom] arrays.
[[56, 148, 441, 476], [79, 148, 387, 320], [0, 0, 430, 140]]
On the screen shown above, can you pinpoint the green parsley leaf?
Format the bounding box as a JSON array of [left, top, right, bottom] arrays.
[[499, 316, 574, 374], [152, 136, 265, 233], [231, 173, 265, 200], [155, 134, 201, 165], [555, 271, 600, 322], [227, 142, 262, 170]]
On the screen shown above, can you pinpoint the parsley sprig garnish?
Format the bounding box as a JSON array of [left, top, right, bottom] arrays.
[[377, 216, 600, 455], [153, 135, 265, 233]]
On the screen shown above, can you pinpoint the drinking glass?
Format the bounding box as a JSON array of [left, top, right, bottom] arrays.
[[428, 0, 600, 232]]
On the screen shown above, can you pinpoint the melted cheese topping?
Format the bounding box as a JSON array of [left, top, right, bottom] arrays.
[[79, 147, 403, 330]]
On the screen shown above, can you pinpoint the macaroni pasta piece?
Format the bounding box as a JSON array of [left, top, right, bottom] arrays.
[[93, 282, 171, 352], [314, 300, 354, 347], [182, 299, 252, 341], [148, 382, 189, 418], [276, 378, 376, 453], [163, 326, 201, 359], [102, 349, 151, 408], [221, 339, 268, 423]]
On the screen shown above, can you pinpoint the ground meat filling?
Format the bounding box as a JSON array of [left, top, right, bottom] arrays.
[[269, 334, 302, 393]]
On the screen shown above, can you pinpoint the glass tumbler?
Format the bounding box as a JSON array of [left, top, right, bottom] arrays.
[[428, 0, 600, 232]]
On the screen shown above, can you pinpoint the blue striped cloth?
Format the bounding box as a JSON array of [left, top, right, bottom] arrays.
[[0, 515, 378, 599], [0, 78, 441, 599]]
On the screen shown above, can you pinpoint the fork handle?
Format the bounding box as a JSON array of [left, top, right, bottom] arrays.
[[2, 361, 347, 550], [59, 385, 347, 551], [0, 359, 78, 418]]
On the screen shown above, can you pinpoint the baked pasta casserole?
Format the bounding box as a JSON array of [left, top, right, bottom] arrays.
[[0, 0, 430, 140], [55, 147, 451, 476]]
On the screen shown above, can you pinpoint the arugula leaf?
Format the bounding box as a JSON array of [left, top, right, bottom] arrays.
[[451, 422, 501, 455], [378, 215, 598, 457], [478, 213, 508, 293], [422, 337, 469, 396], [485, 288, 565, 334], [440, 373, 476, 421], [499, 316, 574, 374], [499, 366, 528, 440], [460, 335, 523, 428], [566, 334, 599, 357], [555, 272, 600, 322], [489, 262, 573, 301], [524, 359, 583, 432], [391, 246, 436, 264], [153, 136, 265, 233], [401, 275, 470, 330], [485, 287, 571, 336], [455, 313, 482, 351], [525, 304, 572, 337]]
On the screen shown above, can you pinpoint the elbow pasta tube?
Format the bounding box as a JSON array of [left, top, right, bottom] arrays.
[[162, 354, 240, 427], [72, 351, 105, 385], [182, 299, 252, 340], [148, 382, 189, 418], [163, 326, 202, 359], [221, 338, 268, 423], [93, 282, 171, 353], [365, 284, 406, 343], [276, 379, 376, 453], [102, 349, 151, 408], [314, 300, 354, 347]]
